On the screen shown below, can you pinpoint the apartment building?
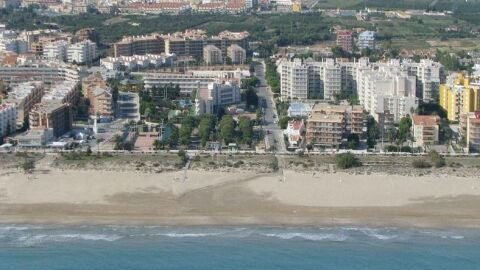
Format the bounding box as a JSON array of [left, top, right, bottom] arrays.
[[357, 31, 376, 50], [29, 101, 72, 137], [336, 30, 353, 52], [411, 114, 440, 148], [43, 40, 68, 62], [203, 45, 223, 65], [0, 103, 17, 139], [358, 66, 418, 122], [439, 73, 480, 121], [279, 58, 341, 100], [88, 86, 113, 119], [113, 34, 165, 57], [100, 54, 176, 71], [403, 59, 443, 102], [6, 81, 44, 127], [466, 112, 480, 152], [194, 80, 241, 114], [142, 69, 246, 95], [164, 29, 249, 58], [67, 40, 98, 64], [306, 103, 363, 148], [0, 63, 79, 84], [227, 44, 246, 64], [42, 80, 80, 107]]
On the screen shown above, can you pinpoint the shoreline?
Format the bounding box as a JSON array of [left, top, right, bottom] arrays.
[[1, 167, 480, 229]]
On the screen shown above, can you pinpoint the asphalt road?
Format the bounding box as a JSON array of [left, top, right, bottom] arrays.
[[254, 60, 287, 153]]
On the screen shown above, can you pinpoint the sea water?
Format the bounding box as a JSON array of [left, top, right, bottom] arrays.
[[0, 225, 479, 269]]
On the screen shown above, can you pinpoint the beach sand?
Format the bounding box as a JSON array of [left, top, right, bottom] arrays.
[[1, 166, 480, 228]]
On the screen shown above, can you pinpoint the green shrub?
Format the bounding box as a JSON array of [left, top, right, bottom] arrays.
[[335, 153, 362, 169], [428, 150, 446, 168], [412, 159, 432, 169]]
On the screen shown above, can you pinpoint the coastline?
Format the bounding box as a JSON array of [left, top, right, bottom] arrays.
[[1, 168, 480, 229]]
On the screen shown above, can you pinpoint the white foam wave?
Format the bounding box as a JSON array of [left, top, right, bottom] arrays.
[[159, 232, 224, 238], [17, 233, 122, 245], [359, 229, 399, 240], [262, 232, 347, 242]]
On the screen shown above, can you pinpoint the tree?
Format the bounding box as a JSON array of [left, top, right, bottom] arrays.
[[335, 153, 362, 169], [331, 46, 349, 58], [198, 115, 214, 147], [238, 116, 253, 146], [219, 115, 235, 144], [278, 116, 291, 129], [366, 116, 379, 148], [346, 134, 360, 149], [179, 116, 196, 145], [244, 88, 259, 110]]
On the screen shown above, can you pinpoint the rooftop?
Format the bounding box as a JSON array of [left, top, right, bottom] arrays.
[[412, 114, 440, 126]]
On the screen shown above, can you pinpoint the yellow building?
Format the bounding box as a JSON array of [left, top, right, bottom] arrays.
[[439, 73, 480, 122]]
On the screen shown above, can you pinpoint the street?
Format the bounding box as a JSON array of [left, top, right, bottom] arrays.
[[253, 60, 287, 153]]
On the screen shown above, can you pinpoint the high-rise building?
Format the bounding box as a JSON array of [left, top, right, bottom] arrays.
[[279, 58, 342, 100], [113, 34, 165, 57], [5, 81, 44, 128], [195, 80, 241, 114], [357, 66, 418, 122], [43, 40, 68, 62], [0, 103, 17, 139], [403, 59, 443, 102], [203, 45, 223, 65], [336, 30, 353, 52], [357, 31, 376, 50], [227, 44, 246, 64], [67, 40, 98, 64], [439, 73, 480, 122], [305, 103, 363, 148], [466, 112, 480, 152], [29, 101, 72, 138]]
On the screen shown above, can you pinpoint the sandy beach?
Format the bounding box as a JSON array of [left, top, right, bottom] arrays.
[[1, 165, 480, 228]]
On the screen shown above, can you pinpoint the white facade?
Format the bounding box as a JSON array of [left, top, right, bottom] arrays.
[[203, 45, 223, 65], [227, 44, 246, 64], [357, 31, 376, 50], [0, 103, 17, 139], [279, 58, 342, 100], [100, 54, 176, 71], [195, 80, 241, 114], [43, 40, 68, 62], [402, 59, 443, 102], [67, 40, 98, 64], [358, 66, 418, 122]]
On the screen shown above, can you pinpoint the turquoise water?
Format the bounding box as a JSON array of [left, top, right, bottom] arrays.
[[1, 225, 480, 269]]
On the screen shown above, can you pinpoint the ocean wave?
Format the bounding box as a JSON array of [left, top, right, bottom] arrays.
[[159, 232, 224, 238], [16, 233, 123, 246], [262, 232, 348, 242]]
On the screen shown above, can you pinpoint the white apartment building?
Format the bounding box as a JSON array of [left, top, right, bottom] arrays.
[[141, 69, 247, 95], [100, 54, 176, 71], [358, 66, 418, 122], [203, 45, 223, 65], [67, 40, 98, 64], [43, 40, 68, 62], [279, 58, 341, 100], [357, 31, 376, 50], [227, 44, 246, 64], [0, 103, 18, 139], [402, 59, 443, 102], [195, 80, 241, 114]]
